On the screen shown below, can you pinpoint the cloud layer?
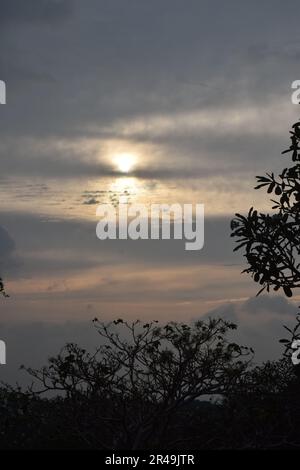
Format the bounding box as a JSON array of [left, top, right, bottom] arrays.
[[1, 1, 300, 384]]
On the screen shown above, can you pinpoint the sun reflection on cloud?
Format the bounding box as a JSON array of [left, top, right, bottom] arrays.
[[106, 177, 140, 206], [113, 153, 137, 174]]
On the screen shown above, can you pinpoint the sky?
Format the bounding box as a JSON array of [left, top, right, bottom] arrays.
[[1, 0, 300, 384]]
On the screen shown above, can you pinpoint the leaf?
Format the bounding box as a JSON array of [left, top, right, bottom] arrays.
[[233, 241, 248, 252], [283, 286, 293, 297], [256, 285, 266, 296], [267, 182, 275, 193]]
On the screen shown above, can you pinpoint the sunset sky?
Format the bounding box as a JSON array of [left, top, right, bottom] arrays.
[[1, 0, 300, 383]]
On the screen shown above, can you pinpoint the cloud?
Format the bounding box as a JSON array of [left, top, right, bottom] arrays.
[[0, 320, 100, 387], [0, 0, 298, 197], [0, 294, 298, 387], [83, 198, 99, 205], [0, 210, 255, 326], [0, 226, 15, 259], [0, 211, 242, 273], [0, 225, 17, 275], [202, 295, 299, 363], [0, 0, 72, 25], [240, 295, 297, 316], [0, 0, 298, 142], [1, 1, 300, 381]]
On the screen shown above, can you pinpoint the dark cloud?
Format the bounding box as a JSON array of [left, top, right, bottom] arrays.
[[1, 294, 298, 387], [241, 295, 297, 316], [0, 225, 17, 275], [83, 198, 99, 205], [0, 226, 15, 260], [202, 295, 299, 363], [0, 211, 242, 276], [0, 0, 298, 196], [205, 295, 298, 320], [0, 0, 298, 141], [0, 0, 72, 25], [0, 321, 100, 387]]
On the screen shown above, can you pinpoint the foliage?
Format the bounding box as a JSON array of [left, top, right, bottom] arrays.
[[231, 119, 300, 297], [0, 277, 8, 298]]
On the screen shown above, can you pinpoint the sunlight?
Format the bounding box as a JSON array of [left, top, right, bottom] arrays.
[[110, 177, 138, 197], [113, 153, 137, 173]]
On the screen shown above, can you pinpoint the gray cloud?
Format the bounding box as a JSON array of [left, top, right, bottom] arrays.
[[0, 211, 242, 276], [0, 226, 15, 259], [1, 1, 300, 379], [241, 295, 297, 316], [0, 0, 298, 190], [0, 320, 99, 387], [0, 225, 17, 275], [202, 295, 299, 362], [0, 0, 298, 139], [0, 0, 72, 25]]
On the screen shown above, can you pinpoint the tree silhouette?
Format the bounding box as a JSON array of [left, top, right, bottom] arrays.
[[1, 318, 300, 449], [231, 118, 300, 297], [21, 317, 252, 449], [0, 277, 8, 297]]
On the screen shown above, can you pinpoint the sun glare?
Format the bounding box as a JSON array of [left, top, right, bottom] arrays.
[[114, 153, 136, 173]]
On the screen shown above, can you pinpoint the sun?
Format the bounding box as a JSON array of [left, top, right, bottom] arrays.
[[114, 153, 136, 174]]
